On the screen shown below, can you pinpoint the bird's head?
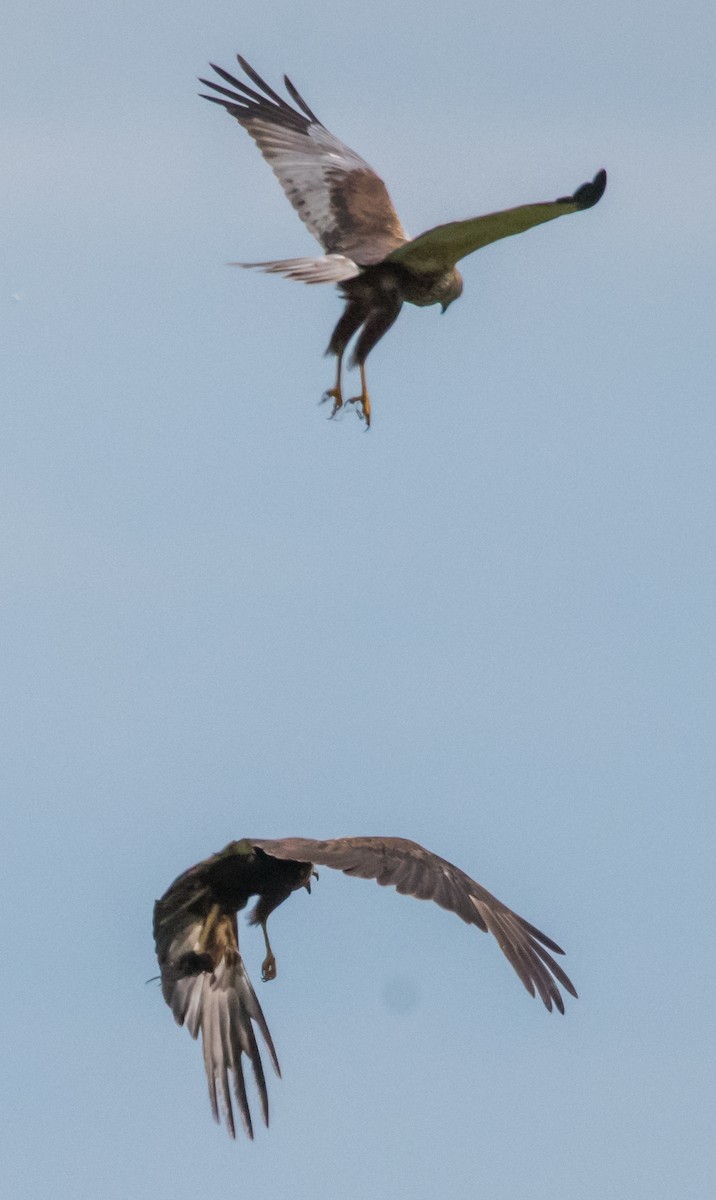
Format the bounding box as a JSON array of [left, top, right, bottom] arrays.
[[298, 863, 318, 894], [439, 269, 464, 313]]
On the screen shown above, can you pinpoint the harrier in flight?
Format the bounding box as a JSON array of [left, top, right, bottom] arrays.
[[201, 55, 606, 427], [154, 836, 577, 1138]]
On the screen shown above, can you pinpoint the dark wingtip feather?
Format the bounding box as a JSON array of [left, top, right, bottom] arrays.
[[593, 167, 608, 193], [210, 63, 242, 88], [236, 53, 260, 79], [530, 938, 579, 1002], [517, 916, 566, 956], [199, 93, 232, 108], [560, 167, 607, 209], [235, 54, 290, 109], [576, 167, 607, 208], [283, 74, 319, 122]]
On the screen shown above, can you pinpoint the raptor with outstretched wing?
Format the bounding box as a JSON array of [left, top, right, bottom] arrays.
[[154, 835, 577, 1138], [201, 55, 606, 426]]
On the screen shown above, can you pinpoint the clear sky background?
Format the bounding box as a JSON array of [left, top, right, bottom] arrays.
[[3, 2, 714, 1197]]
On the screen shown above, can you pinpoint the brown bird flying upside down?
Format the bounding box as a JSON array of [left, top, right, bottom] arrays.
[[154, 836, 577, 1139], [200, 55, 606, 427]]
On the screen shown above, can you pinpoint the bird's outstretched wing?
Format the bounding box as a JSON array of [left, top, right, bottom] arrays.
[[388, 169, 607, 273], [153, 873, 279, 1139], [200, 56, 408, 265], [252, 836, 577, 1013]]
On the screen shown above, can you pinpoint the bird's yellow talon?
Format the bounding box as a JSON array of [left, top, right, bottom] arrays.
[[347, 364, 371, 428], [348, 396, 371, 428], [321, 386, 343, 419]]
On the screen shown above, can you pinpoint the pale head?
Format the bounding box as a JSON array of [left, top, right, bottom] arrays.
[[439, 268, 464, 312]]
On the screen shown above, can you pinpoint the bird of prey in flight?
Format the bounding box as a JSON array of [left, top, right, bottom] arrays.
[[154, 836, 577, 1139], [200, 55, 606, 427]]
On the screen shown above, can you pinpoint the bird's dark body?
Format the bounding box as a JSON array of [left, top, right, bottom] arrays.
[[328, 263, 463, 367], [154, 840, 310, 935], [203, 842, 309, 912]]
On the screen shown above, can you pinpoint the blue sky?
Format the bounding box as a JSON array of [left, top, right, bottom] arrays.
[[2, 2, 714, 1197]]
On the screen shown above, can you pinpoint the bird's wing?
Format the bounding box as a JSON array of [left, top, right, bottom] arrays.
[[200, 56, 408, 264], [252, 837, 577, 1014], [387, 169, 607, 273], [153, 877, 279, 1139]]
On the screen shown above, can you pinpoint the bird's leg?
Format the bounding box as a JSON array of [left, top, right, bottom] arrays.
[[348, 363, 371, 429], [320, 350, 344, 419], [260, 919, 277, 981]]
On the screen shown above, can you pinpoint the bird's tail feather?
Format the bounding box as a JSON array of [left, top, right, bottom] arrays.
[[161, 927, 279, 1139], [230, 254, 360, 284]]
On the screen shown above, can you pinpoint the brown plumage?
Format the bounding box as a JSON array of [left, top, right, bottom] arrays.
[[200, 54, 607, 426], [154, 836, 577, 1138]]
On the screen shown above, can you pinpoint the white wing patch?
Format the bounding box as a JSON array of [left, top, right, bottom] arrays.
[[242, 118, 376, 251]]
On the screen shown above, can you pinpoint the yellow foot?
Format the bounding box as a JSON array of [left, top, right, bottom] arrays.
[[347, 393, 371, 429], [320, 386, 343, 419], [261, 953, 277, 982]]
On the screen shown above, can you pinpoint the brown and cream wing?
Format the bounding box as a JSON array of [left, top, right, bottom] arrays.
[[252, 836, 577, 1014], [200, 56, 408, 264]]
